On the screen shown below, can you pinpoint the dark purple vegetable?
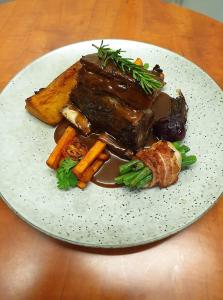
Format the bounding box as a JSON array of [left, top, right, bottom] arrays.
[[153, 90, 188, 141], [153, 116, 186, 141]]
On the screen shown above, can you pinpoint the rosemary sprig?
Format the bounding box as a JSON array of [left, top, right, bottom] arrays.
[[92, 40, 163, 94]]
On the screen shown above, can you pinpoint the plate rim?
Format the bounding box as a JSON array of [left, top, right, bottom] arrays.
[[1, 191, 222, 248]]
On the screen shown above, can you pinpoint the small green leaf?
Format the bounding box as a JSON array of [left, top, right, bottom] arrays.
[[59, 158, 78, 172], [68, 172, 78, 187], [56, 158, 78, 190]]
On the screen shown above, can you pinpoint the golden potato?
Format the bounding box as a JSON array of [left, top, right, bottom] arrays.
[[25, 61, 82, 126]]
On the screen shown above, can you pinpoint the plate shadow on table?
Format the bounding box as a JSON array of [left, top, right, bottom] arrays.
[[53, 234, 176, 256]]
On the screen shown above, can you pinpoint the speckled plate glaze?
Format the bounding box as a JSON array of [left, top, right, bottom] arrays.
[[0, 40, 222, 248]]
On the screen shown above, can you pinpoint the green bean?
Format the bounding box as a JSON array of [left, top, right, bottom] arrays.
[[119, 160, 141, 175], [115, 172, 131, 184], [115, 171, 139, 185], [129, 167, 151, 187], [136, 174, 153, 189], [180, 145, 190, 153], [172, 141, 182, 150], [172, 142, 191, 159], [131, 161, 145, 172], [181, 155, 197, 167], [123, 171, 141, 186], [115, 174, 126, 185]]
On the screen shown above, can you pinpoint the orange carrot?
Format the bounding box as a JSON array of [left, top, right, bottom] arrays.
[[73, 140, 106, 178], [46, 126, 76, 169], [98, 152, 110, 161], [134, 57, 143, 66], [77, 181, 87, 189], [80, 159, 104, 183]]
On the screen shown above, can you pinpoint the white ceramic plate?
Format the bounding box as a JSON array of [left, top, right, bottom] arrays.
[[0, 39, 222, 248]]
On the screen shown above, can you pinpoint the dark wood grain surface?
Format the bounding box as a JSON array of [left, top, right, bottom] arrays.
[[0, 1, 223, 299]]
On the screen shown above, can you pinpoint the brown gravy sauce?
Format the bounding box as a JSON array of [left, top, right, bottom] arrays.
[[152, 92, 172, 121], [91, 153, 127, 188], [54, 92, 172, 188]]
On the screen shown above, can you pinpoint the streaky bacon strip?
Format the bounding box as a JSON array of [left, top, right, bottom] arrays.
[[136, 150, 158, 187], [153, 141, 175, 187], [136, 141, 181, 188], [150, 142, 167, 187], [149, 150, 164, 187], [167, 142, 182, 186]]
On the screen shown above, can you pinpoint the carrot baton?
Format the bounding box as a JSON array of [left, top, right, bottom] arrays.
[[98, 152, 110, 161], [73, 140, 106, 178], [46, 126, 76, 169], [77, 181, 87, 189], [77, 159, 104, 189], [80, 159, 104, 183]]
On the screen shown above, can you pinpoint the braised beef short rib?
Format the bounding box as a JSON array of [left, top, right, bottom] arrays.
[[70, 54, 163, 151]]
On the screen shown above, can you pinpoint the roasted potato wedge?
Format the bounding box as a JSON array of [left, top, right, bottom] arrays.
[[25, 61, 82, 126]]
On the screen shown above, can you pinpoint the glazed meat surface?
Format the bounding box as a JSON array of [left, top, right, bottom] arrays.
[[70, 54, 163, 150]]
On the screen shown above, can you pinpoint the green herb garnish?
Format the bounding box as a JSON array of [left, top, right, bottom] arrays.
[[92, 41, 162, 94], [56, 158, 78, 190]]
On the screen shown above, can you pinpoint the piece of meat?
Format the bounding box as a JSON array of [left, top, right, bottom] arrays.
[[152, 91, 188, 123], [152, 90, 188, 142], [62, 104, 91, 136], [71, 85, 154, 150], [167, 141, 182, 185], [98, 133, 134, 159], [171, 89, 188, 123], [70, 53, 164, 151], [78, 54, 163, 110], [136, 141, 181, 188], [151, 141, 175, 187], [135, 149, 159, 187]]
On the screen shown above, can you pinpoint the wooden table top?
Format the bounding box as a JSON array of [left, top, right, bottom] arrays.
[[0, 1, 222, 299]]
